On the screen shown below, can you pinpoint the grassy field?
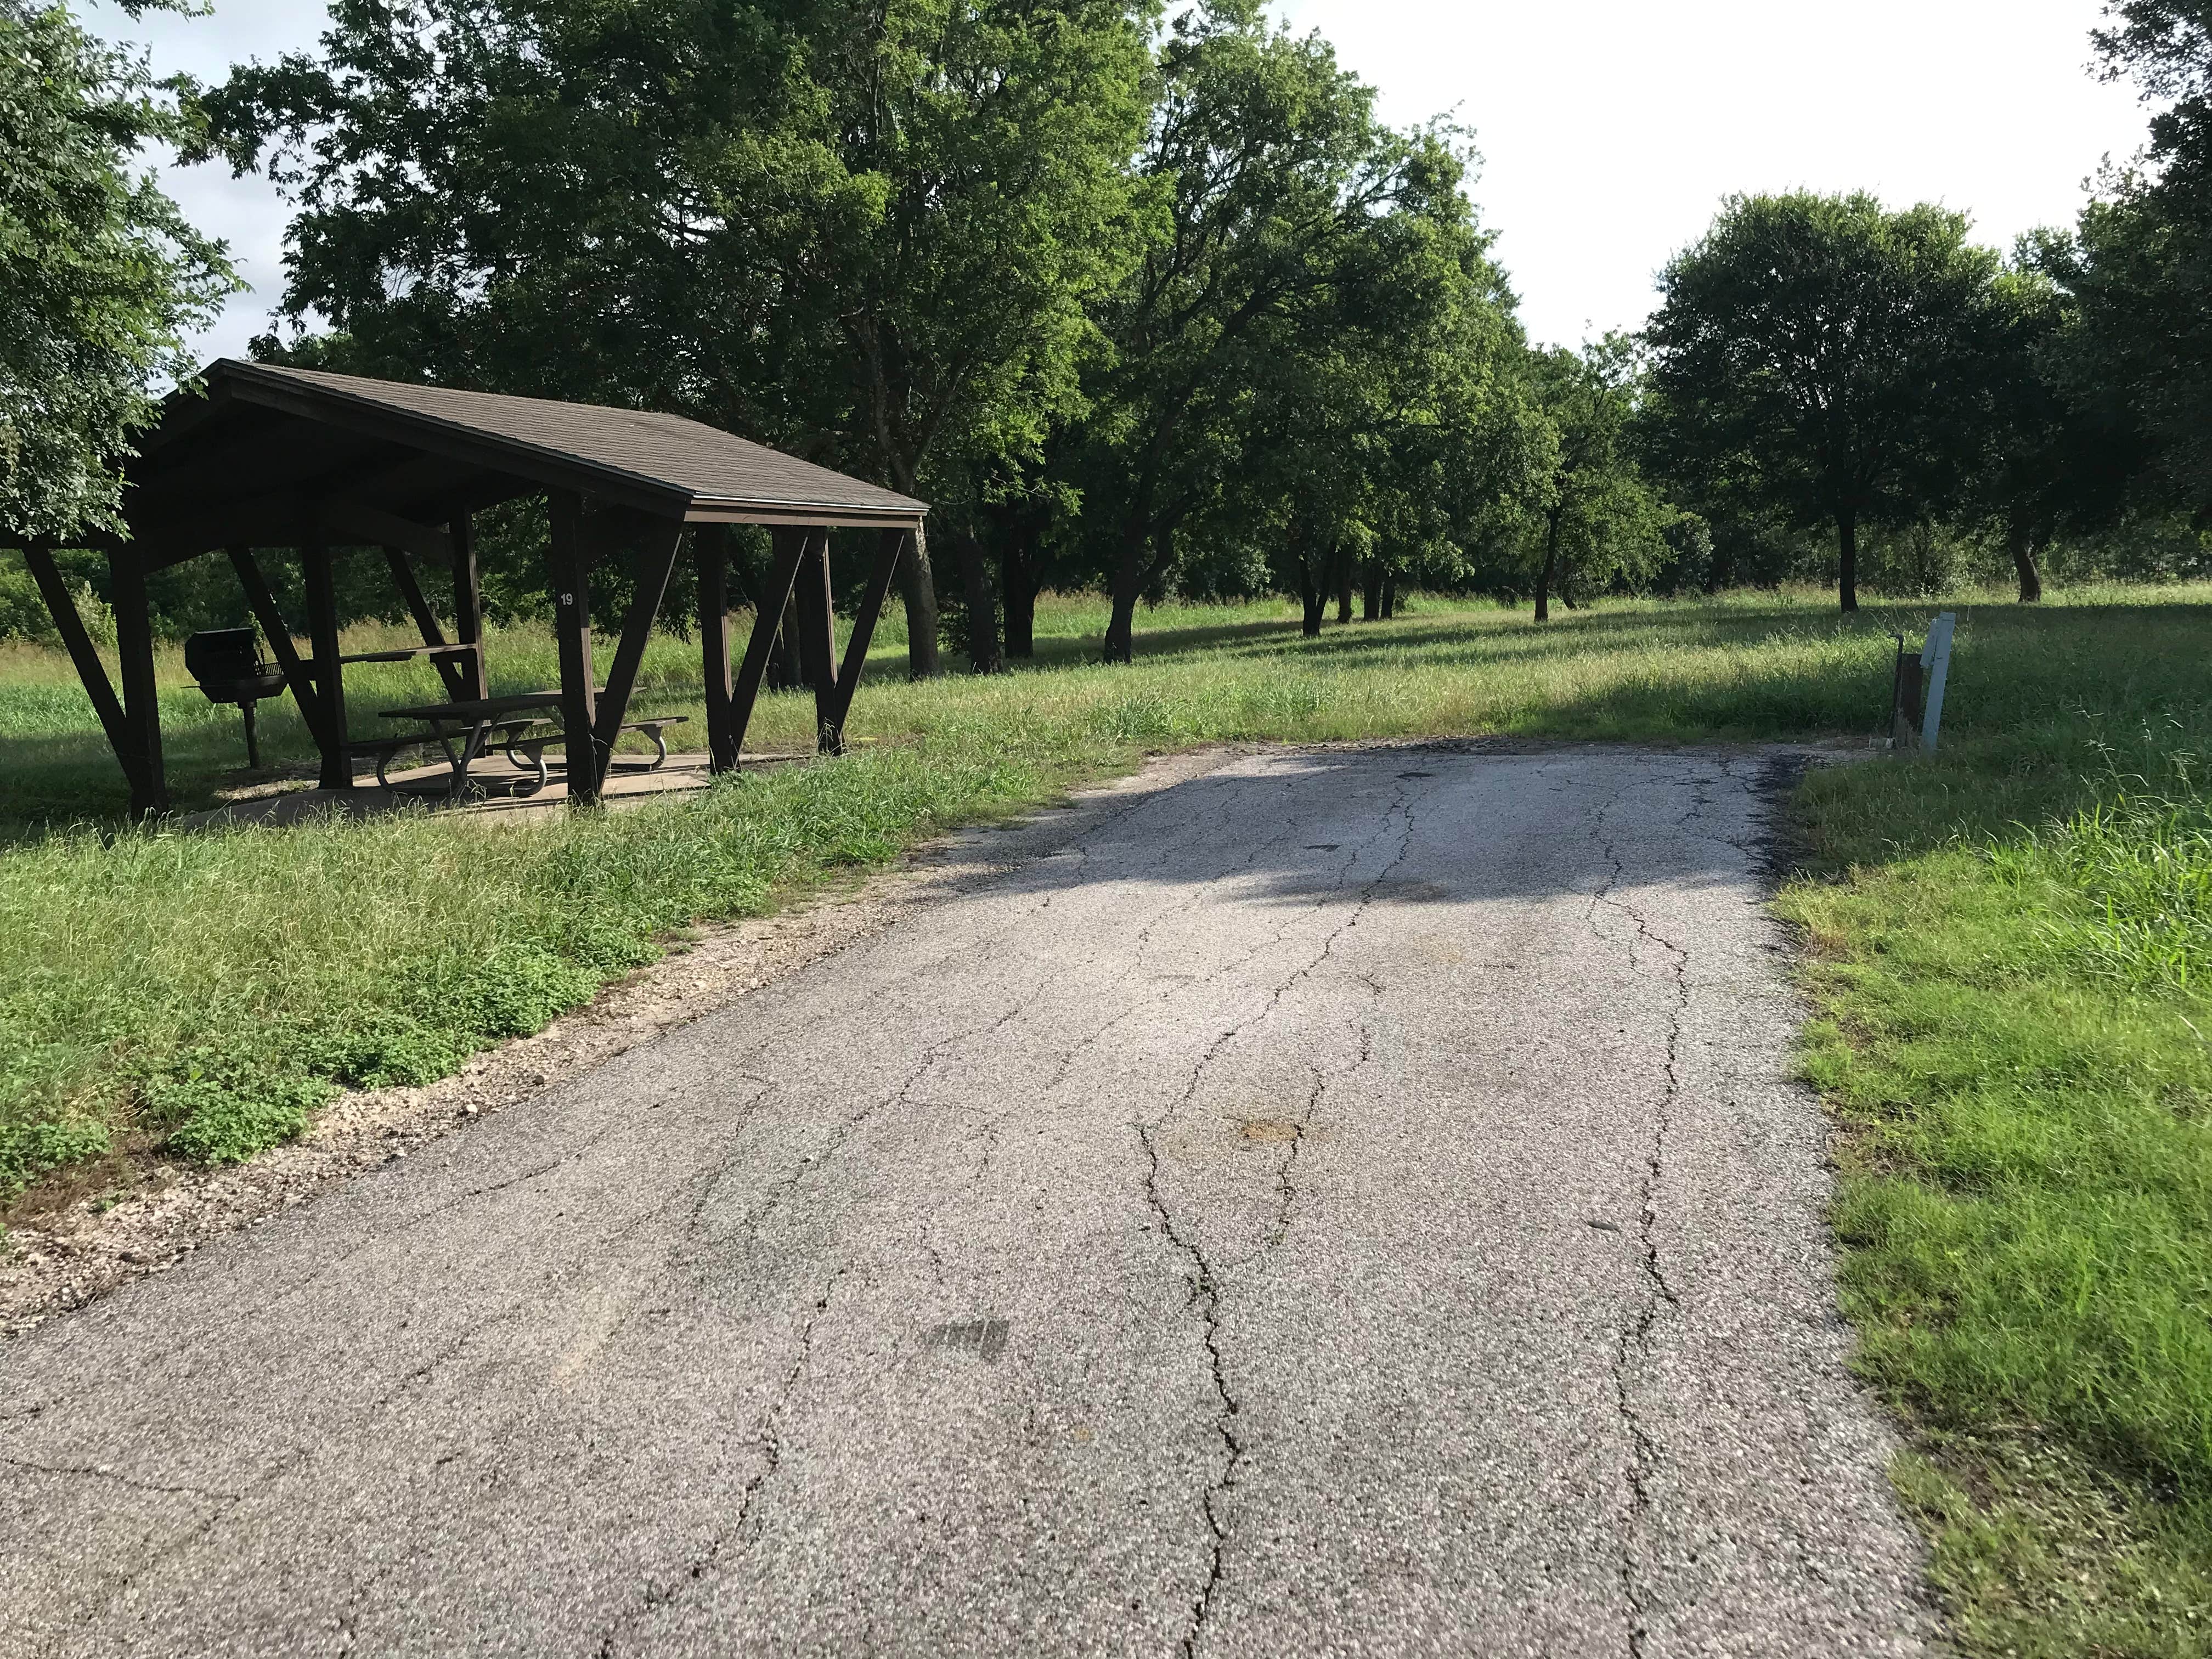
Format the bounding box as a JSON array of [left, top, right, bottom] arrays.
[[2, 581, 2208, 1654]]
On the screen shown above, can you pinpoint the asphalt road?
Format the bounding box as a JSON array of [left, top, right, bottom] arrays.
[[0, 747, 1934, 1657]]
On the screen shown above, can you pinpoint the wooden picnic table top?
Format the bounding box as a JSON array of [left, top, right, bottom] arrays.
[[378, 692, 566, 724]]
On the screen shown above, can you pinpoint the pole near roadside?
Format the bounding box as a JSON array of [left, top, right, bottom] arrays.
[[1890, 637, 1922, 751], [1920, 612, 1957, 752]]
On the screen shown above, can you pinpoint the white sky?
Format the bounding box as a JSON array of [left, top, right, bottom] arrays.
[[96, 0, 2158, 360]]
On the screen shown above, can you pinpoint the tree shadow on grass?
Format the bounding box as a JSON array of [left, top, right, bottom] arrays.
[[1015, 613, 1310, 668]]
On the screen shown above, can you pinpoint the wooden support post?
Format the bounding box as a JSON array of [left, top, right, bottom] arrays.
[[109, 549, 168, 815], [228, 546, 331, 754], [821, 527, 907, 753], [301, 522, 351, 789], [382, 545, 470, 699], [1890, 651, 1923, 752], [590, 512, 685, 791], [450, 509, 488, 701], [698, 524, 737, 773], [727, 527, 810, 766], [21, 544, 137, 792], [792, 529, 839, 752], [547, 490, 600, 803]]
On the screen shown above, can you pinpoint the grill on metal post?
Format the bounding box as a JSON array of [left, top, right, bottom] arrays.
[[183, 628, 288, 770]]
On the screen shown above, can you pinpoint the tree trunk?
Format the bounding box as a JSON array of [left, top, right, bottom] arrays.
[[1335, 550, 1353, 625], [1300, 584, 1327, 636], [1103, 522, 1149, 664], [1838, 514, 1859, 613], [1291, 541, 1327, 641], [2008, 512, 2044, 603], [1380, 572, 1396, 618], [1535, 509, 1562, 623], [1361, 559, 1383, 620], [947, 524, 1002, 674], [1001, 526, 1039, 658], [896, 524, 941, 679]]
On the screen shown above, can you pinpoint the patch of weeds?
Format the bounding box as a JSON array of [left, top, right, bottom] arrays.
[[138, 1048, 337, 1166], [0, 1112, 112, 1197]]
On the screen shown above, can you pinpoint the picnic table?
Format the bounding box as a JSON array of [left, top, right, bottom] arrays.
[[366, 694, 686, 797]]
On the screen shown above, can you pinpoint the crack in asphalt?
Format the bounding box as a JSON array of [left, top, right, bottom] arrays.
[[712, 1000, 1025, 1256], [240, 1110, 653, 1327], [680, 774, 1247, 1257], [1132, 781, 1422, 1655], [1136, 1120, 1244, 1659], [52, 1441, 314, 1645], [0, 1455, 235, 1501], [592, 1269, 845, 1658], [947, 765, 1361, 1214], [2, 747, 1920, 1656], [1267, 1066, 1323, 1250], [1588, 780, 1693, 1659]]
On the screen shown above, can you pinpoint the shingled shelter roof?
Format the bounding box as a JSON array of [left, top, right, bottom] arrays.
[[120, 359, 926, 563]]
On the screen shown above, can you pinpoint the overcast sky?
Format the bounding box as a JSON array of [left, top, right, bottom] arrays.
[[94, 0, 2158, 362]]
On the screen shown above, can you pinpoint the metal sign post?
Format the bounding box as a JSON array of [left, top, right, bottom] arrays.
[[1920, 612, 1957, 752]]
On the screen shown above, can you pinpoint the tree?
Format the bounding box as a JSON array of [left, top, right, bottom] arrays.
[[205, 0, 1153, 678], [1075, 3, 1497, 661], [1523, 337, 1669, 622], [1960, 248, 2143, 602], [1643, 192, 2004, 612], [2022, 3, 2212, 518], [1, 0, 234, 544], [1197, 116, 1516, 640]]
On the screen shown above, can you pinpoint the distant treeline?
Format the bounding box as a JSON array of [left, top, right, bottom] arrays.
[[5, 0, 2210, 662]]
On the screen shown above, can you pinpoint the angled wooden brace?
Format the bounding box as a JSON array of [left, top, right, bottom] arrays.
[[820, 527, 909, 754], [588, 511, 687, 793], [725, 528, 812, 767], [21, 544, 146, 806]]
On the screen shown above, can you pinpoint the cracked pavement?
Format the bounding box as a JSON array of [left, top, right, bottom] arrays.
[[0, 746, 1934, 1657]]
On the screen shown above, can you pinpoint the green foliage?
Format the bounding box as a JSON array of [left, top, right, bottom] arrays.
[[204, 0, 1156, 676], [1645, 191, 2011, 611], [6, 584, 2205, 1181], [143, 1050, 333, 1166], [0, 0, 235, 543], [0, 1110, 108, 1197], [1521, 336, 1672, 619], [1997, 789, 2212, 995], [2016, 2, 2212, 520], [1057, 3, 1531, 656], [0, 729, 1064, 1186], [1895, 1435, 2212, 1659]]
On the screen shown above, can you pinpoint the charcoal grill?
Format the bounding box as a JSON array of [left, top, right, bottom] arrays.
[[184, 628, 289, 769]]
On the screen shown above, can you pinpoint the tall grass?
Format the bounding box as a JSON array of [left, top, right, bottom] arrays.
[[2005, 787, 2212, 996], [0, 742, 1064, 1188], [1787, 735, 2212, 1656]]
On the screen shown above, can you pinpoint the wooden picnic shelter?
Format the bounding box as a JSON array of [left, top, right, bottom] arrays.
[[10, 360, 928, 817]]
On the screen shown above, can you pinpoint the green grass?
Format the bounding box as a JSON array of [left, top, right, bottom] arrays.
[[2, 580, 2209, 1652], [1780, 635, 2212, 1657]]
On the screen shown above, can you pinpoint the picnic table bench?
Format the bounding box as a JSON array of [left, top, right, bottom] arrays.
[[362, 693, 686, 796], [490, 714, 688, 792]]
